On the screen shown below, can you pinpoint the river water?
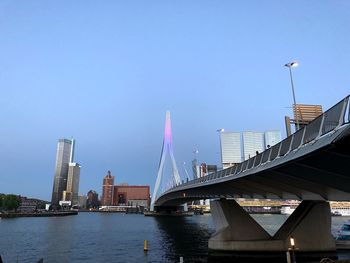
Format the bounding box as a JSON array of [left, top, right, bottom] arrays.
[[0, 213, 349, 263]]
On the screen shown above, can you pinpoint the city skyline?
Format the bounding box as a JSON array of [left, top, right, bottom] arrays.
[[1, 2, 350, 200]]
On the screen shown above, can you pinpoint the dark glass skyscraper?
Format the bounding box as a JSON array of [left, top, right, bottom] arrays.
[[51, 139, 74, 206]]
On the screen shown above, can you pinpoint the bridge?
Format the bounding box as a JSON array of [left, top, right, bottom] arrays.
[[151, 95, 350, 255]]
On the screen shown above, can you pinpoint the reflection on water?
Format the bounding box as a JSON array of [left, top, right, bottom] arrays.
[[155, 215, 213, 262], [0, 213, 349, 263]]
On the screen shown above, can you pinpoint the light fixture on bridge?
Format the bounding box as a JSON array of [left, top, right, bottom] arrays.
[[290, 236, 295, 247], [285, 61, 300, 131], [289, 236, 296, 263]]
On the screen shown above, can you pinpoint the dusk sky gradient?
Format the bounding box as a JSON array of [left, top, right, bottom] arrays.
[[1, 1, 350, 200]]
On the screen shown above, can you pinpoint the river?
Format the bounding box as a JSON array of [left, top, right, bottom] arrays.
[[0, 213, 349, 263]]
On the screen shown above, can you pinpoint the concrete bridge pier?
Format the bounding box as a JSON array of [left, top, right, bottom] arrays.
[[209, 199, 336, 255], [145, 203, 192, 216]]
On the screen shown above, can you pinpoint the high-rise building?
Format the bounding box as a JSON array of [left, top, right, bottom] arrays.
[[200, 163, 207, 177], [101, 170, 114, 206], [192, 159, 200, 179], [65, 163, 81, 205], [242, 132, 264, 160], [51, 139, 74, 206], [78, 195, 87, 209], [87, 190, 99, 209], [220, 132, 241, 168], [264, 130, 282, 149]]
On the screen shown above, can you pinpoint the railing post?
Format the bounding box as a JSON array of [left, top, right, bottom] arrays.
[[233, 165, 238, 175], [251, 156, 257, 169], [337, 97, 349, 128], [288, 134, 294, 153], [267, 146, 273, 161], [317, 114, 325, 138], [276, 143, 282, 159], [300, 127, 306, 147]]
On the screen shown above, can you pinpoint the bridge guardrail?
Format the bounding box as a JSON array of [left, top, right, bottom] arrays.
[[279, 135, 292, 156], [261, 148, 271, 163], [178, 95, 350, 188]]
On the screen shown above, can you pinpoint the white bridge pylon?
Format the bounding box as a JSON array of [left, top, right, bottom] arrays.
[[151, 111, 181, 211]]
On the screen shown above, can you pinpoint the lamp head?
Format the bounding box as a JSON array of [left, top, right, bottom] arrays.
[[285, 61, 299, 68]]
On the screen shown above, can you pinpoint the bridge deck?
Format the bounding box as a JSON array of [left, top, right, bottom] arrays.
[[155, 95, 350, 206]]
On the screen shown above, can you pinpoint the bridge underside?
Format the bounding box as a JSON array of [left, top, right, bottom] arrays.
[[155, 125, 350, 206], [209, 199, 336, 257]]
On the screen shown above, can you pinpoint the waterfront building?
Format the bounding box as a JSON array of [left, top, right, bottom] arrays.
[[242, 131, 264, 160], [112, 185, 150, 208], [87, 190, 99, 209], [78, 195, 87, 209], [51, 139, 75, 206], [200, 163, 207, 177], [192, 159, 200, 179], [220, 132, 241, 168], [65, 163, 81, 205], [219, 131, 281, 164], [101, 170, 115, 206], [18, 196, 47, 212], [264, 130, 282, 149]]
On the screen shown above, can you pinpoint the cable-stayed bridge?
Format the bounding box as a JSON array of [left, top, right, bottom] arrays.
[[151, 95, 350, 255], [150, 111, 187, 211]]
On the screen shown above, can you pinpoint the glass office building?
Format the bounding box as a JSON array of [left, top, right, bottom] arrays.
[[265, 130, 282, 149], [242, 132, 264, 161], [51, 139, 74, 206], [220, 132, 242, 168]]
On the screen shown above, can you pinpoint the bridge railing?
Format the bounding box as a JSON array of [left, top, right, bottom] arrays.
[[181, 95, 350, 187]]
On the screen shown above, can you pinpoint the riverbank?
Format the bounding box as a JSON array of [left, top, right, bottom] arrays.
[[0, 211, 78, 218]]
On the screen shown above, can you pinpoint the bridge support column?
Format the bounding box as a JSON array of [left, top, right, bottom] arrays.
[[145, 203, 192, 216], [209, 199, 335, 254]]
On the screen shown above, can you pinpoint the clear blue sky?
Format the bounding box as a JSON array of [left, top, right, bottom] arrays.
[[1, 1, 349, 200]]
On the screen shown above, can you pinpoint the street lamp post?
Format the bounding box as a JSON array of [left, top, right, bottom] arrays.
[[285, 61, 300, 130]]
